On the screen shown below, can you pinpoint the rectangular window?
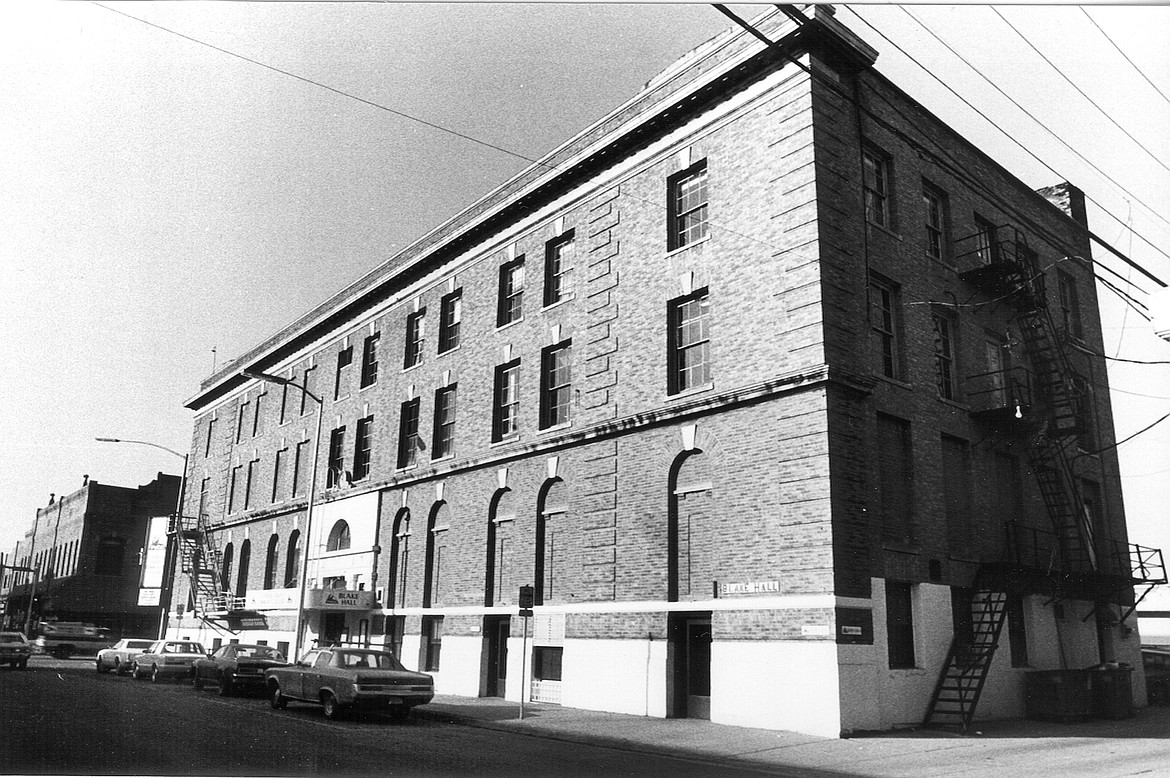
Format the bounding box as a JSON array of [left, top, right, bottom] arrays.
[[1007, 595, 1028, 667], [397, 399, 420, 469], [432, 385, 457, 460], [422, 616, 443, 672], [403, 309, 426, 369], [360, 333, 380, 388], [533, 646, 563, 682], [543, 230, 575, 306], [668, 289, 711, 395], [941, 435, 971, 555], [300, 366, 317, 416], [931, 308, 959, 400], [870, 274, 902, 380], [236, 401, 249, 444], [497, 257, 525, 327], [923, 184, 948, 262], [1073, 375, 1096, 450], [334, 346, 353, 401], [1058, 271, 1084, 340], [863, 148, 891, 228], [228, 465, 243, 514], [204, 418, 217, 457], [492, 360, 521, 442], [327, 426, 346, 488], [438, 289, 462, 353], [877, 414, 913, 544], [279, 381, 290, 425], [886, 580, 916, 669], [292, 439, 310, 497], [271, 448, 287, 504], [973, 216, 997, 265], [539, 341, 572, 429], [252, 393, 265, 437], [244, 458, 259, 511], [198, 477, 210, 519], [667, 160, 708, 250], [352, 415, 373, 481]]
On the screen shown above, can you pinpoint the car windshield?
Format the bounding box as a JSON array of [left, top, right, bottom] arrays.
[[165, 642, 203, 654], [336, 651, 405, 671], [236, 646, 283, 661], [126, 641, 154, 649], [0, 633, 27, 643]]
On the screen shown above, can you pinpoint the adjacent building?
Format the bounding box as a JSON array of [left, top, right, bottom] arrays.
[[165, 7, 1163, 736], [2, 473, 180, 637]]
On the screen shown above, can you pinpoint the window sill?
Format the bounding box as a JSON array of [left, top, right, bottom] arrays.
[[430, 453, 456, 464], [666, 235, 711, 258], [437, 345, 461, 358], [665, 381, 715, 402], [489, 435, 520, 448], [332, 394, 350, 404], [539, 421, 572, 435], [358, 382, 377, 393], [866, 221, 903, 241], [542, 295, 575, 313], [496, 317, 525, 333], [875, 375, 913, 391], [402, 362, 423, 374]]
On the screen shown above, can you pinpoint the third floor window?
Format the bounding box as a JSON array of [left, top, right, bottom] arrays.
[[492, 360, 521, 442], [360, 333, 380, 388], [497, 258, 525, 327], [667, 160, 708, 251], [404, 309, 426, 369], [668, 289, 711, 395], [438, 289, 462, 353], [544, 230, 575, 306]]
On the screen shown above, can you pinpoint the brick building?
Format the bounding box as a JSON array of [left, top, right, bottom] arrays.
[[167, 7, 1162, 735], [3, 473, 180, 637]]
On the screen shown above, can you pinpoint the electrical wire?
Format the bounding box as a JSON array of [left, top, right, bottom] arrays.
[[1067, 340, 1170, 365], [1084, 409, 1170, 457], [989, 7, 1170, 176], [900, 6, 1170, 235], [1080, 8, 1170, 109]]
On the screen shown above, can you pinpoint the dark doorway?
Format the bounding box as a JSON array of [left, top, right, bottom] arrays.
[[322, 612, 346, 647], [484, 616, 510, 697], [669, 612, 712, 719]]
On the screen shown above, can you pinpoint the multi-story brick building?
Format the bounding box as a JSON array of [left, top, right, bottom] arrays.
[[3, 473, 180, 638], [167, 7, 1163, 735]]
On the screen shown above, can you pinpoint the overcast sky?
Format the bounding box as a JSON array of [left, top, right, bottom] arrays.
[[2, 4, 1167, 598]]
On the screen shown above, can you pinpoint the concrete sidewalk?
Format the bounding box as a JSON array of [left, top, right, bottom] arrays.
[[415, 696, 1170, 777]]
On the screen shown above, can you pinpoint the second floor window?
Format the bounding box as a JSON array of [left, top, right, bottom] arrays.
[[870, 275, 902, 380], [668, 289, 711, 395], [492, 360, 521, 442], [360, 333, 380, 388], [404, 309, 426, 369], [668, 160, 708, 250], [327, 426, 346, 488], [932, 309, 959, 401], [432, 385, 457, 459], [540, 341, 572, 429], [863, 148, 890, 228], [327, 520, 351, 552], [352, 415, 373, 481], [923, 185, 948, 262], [397, 399, 421, 469], [271, 448, 287, 503], [497, 258, 525, 327], [973, 217, 997, 265], [544, 230, 575, 306], [438, 289, 462, 353], [292, 439, 310, 497]]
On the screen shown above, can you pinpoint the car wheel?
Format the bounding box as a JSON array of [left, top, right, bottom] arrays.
[[132, 663, 143, 680], [218, 673, 233, 696], [192, 671, 204, 690], [18, 660, 29, 670], [321, 692, 342, 720], [112, 659, 123, 675], [150, 664, 162, 683], [269, 683, 287, 710]]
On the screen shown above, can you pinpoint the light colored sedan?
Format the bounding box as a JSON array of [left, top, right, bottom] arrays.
[[0, 632, 32, 669], [131, 639, 207, 682], [96, 638, 156, 675], [265, 648, 433, 721]]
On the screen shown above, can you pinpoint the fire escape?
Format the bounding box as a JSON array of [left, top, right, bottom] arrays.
[[922, 225, 1166, 730], [172, 512, 247, 621]]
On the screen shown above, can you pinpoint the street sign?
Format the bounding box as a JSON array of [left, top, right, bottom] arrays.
[[519, 584, 534, 609], [519, 608, 534, 617]]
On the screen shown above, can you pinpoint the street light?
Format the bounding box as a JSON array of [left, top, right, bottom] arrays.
[[95, 437, 188, 639], [242, 370, 323, 661]]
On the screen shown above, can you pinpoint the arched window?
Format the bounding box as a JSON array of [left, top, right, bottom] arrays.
[[483, 491, 513, 607], [536, 478, 567, 606], [424, 502, 449, 608], [221, 543, 234, 592], [236, 539, 251, 596], [668, 449, 712, 602], [94, 537, 126, 576], [387, 509, 410, 609], [326, 520, 351, 552], [284, 530, 301, 588], [263, 534, 280, 590]]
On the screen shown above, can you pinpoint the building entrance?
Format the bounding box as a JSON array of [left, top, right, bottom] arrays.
[[322, 612, 346, 646], [484, 615, 510, 697], [669, 612, 712, 719]]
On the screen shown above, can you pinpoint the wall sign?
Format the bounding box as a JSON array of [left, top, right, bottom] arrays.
[[718, 580, 780, 596]]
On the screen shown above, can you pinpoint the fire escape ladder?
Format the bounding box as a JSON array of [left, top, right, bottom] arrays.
[[174, 513, 229, 616], [923, 581, 1009, 730]]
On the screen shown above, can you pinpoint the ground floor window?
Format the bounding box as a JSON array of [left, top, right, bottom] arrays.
[[886, 580, 916, 669], [422, 616, 443, 671], [1007, 595, 1028, 667], [532, 646, 563, 681]]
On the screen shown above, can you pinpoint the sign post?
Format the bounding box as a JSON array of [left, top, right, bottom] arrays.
[[518, 584, 534, 720]]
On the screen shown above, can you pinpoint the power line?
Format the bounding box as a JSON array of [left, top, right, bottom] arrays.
[[900, 6, 1170, 236], [990, 7, 1170, 176], [1080, 8, 1170, 109], [1068, 340, 1170, 366], [1085, 409, 1170, 457], [842, 6, 1170, 285]]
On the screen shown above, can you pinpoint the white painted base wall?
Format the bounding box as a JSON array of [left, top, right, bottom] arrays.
[[714, 640, 841, 737], [560, 638, 667, 717]]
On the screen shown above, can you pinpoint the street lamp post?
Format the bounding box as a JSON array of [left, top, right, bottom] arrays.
[[96, 437, 188, 639], [242, 370, 323, 661]]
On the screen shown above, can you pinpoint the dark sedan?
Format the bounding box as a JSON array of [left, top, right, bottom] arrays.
[[265, 648, 434, 721], [192, 644, 288, 696]]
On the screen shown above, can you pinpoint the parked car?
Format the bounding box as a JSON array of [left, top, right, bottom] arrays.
[[0, 632, 32, 669], [1142, 647, 1170, 705], [131, 640, 207, 682], [96, 639, 157, 675], [265, 648, 434, 721], [192, 643, 288, 696], [33, 622, 113, 659]]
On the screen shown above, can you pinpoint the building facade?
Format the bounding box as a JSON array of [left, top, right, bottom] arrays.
[[3, 473, 180, 637], [167, 7, 1162, 736]]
